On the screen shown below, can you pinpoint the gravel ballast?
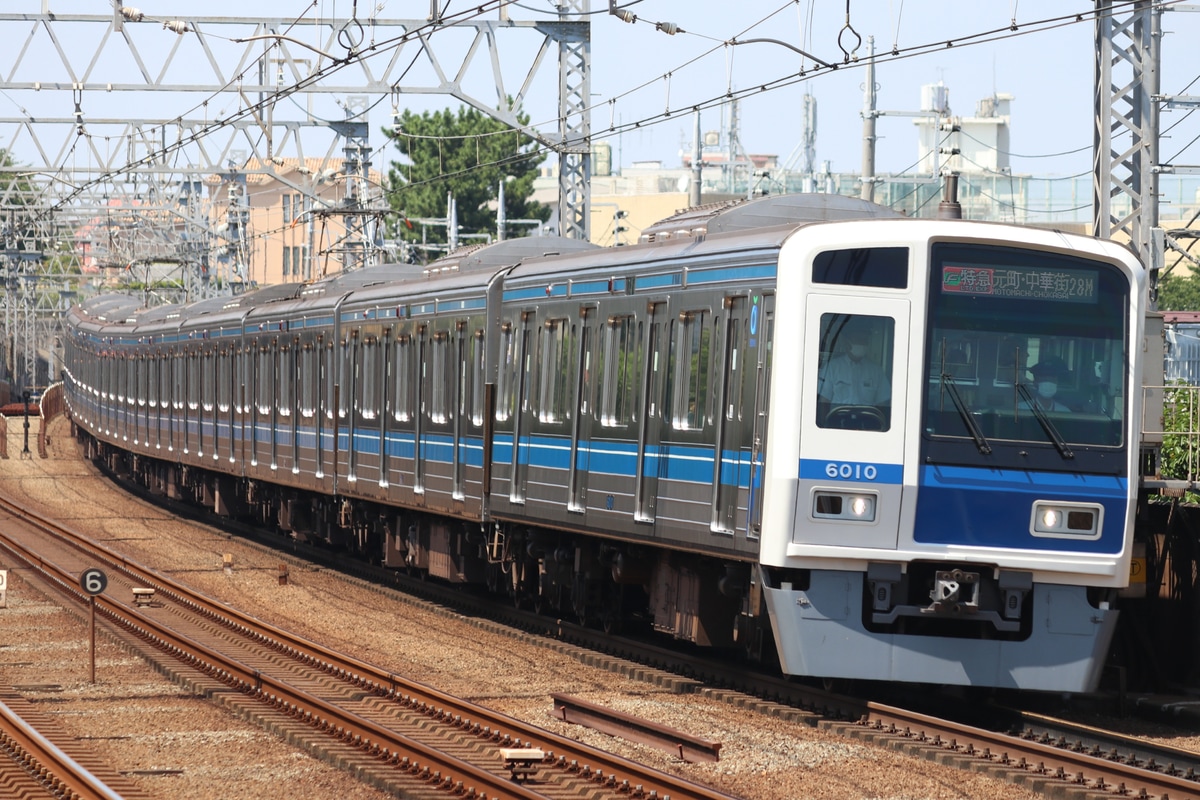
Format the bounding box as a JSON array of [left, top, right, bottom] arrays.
[[0, 418, 1077, 799]]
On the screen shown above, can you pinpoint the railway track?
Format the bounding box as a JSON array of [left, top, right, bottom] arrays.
[[0, 490, 737, 800], [0, 688, 145, 800], [91, 461, 1200, 800], [846, 703, 1200, 800]]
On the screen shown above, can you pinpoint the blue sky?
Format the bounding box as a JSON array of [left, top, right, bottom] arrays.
[[11, 2, 1198, 184]]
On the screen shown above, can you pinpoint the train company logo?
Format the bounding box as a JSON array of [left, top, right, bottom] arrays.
[[942, 266, 995, 294]]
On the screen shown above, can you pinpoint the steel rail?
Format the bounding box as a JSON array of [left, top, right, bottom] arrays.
[[0, 487, 739, 800], [0, 697, 126, 800], [552, 693, 723, 763], [864, 702, 1200, 800], [0, 516, 544, 800]]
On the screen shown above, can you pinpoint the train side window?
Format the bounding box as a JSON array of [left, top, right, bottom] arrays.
[[393, 335, 413, 422], [187, 352, 199, 410], [147, 355, 158, 408], [321, 342, 335, 421], [279, 343, 294, 418], [470, 330, 485, 426], [235, 347, 245, 412], [657, 319, 674, 419], [599, 315, 638, 427], [457, 327, 469, 421], [159, 352, 171, 410], [360, 338, 377, 420], [300, 345, 316, 418], [121, 355, 130, 407], [202, 350, 216, 412], [117, 355, 126, 404], [538, 318, 572, 424], [812, 247, 908, 289], [727, 318, 743, 421], [257, 344, 273, 415], [452, 326, 473, 424], [172, 352, 185, 410], [671, 311, 712, 431], [428, 332, 449, 424], [216, 348, 229, 413], [338, 339, 352, 419], [496, 324, 515, 423], [137, 354, 148, 407]]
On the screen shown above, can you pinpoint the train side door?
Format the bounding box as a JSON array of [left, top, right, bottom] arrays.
[[798, 296, 910, 550], [288, 336, 301, 474], [452, 322, 467, 500], [184, 349, 195, 454], [256, 339, 274, 470], [747, 294, 775, 539], [315, 336, 329, 481], [568, 307, 595, 514], [712, 295, 750, 535], [379, 331, 392, 487], [635, 300, 668, 522], [270, 337, 281, 471], [414, 325, 427, 494], [509, 312, 535, 504]]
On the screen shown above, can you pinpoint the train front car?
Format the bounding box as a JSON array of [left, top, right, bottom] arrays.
[[758, 219, 1146, 692]]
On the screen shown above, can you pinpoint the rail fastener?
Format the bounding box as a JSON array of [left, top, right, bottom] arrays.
[[131, 587, 155, 607]]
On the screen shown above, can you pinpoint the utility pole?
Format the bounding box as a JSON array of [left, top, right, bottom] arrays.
[[1094, 0, 1162, 300], [690, 111, 703, 208], [555, 0, 592, 240], [860, 36, 878, 203], [497, 179, 507, 242]]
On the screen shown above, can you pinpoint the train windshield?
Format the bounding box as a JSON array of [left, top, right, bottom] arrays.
[[923, 242, 1130, 458]]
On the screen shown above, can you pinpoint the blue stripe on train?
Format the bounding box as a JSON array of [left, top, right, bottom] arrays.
[[913, 464, 1129, 553], [108, 415, 753, 490], [492, 434, 749, 486]]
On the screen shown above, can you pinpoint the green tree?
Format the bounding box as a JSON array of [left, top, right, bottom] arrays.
[[383, 105, 549, 249], [1158, 380, 1200, 503], [1156, 269, 1200, 311]]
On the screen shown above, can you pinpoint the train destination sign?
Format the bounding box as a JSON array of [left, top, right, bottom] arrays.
[[940, 264, 1098, 303]]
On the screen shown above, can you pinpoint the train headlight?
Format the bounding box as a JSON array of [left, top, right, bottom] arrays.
[[813, 491, 877, 522], [1031, 501, 1102, 540]]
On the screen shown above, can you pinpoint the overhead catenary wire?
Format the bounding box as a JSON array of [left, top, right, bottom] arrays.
[[22, 0, 1193, 241]]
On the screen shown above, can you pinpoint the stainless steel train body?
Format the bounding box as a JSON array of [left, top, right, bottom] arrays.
[[62, 195, 1147, 692]]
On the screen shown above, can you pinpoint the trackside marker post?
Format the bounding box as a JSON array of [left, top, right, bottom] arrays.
[[79, 568, 108, 683]]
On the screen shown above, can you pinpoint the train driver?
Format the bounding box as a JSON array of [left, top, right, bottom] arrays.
[[1025, 356, 1071, 412], [818, 327, 892, 408]]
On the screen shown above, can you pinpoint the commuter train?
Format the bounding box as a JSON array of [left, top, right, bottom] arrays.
[[61, 194, 1151, 693]]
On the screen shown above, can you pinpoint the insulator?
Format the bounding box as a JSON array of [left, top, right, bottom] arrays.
[[614, 10, 636, 23], [120, 6, 144, 21], [163, 20, 190, 34], [655, 21, 682, 35]]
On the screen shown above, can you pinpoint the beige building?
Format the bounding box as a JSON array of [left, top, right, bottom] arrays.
[[207, 159, 386, 287]]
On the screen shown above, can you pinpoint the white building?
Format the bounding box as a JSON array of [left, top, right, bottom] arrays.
[[913, 83, 1013, 176]]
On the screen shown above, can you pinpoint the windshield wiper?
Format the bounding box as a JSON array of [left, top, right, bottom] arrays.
[[1016, 383, 1074, 459], [940, 373, 991, 455]]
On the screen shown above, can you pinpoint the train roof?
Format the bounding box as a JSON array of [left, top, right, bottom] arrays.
[[130, 302, 184, 326], [299, 263, 430, 298], [638, 193, 902, 243], [424, 236, 599, 273], [76, 294, 145, 324]]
